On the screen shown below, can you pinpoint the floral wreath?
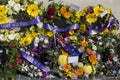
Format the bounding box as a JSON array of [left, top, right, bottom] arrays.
[[0, 0, 120, 79]]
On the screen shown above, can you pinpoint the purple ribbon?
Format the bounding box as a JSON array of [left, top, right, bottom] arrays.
[[56, 35, 81, 56], [0, 17, 42, 29], [43, 23, 79, 33], [21, 51, 50, 72]]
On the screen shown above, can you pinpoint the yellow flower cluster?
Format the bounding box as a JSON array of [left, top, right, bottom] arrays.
[[20, 32, 37, 46], [27, 4, 41, 18], [0, 5, 7, 24]]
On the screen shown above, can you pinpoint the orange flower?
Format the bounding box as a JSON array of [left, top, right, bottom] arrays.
[[89, 54, 97, 63], [60, 6, 66, 14], [75, 68, 83, 76], [86, 48, 92, 55], [63, 12, 72, 19], [62, 50, 68, 56], [63, 64, 71, 72], [70, 71, 77, 78], [81, 40, 88, 47]]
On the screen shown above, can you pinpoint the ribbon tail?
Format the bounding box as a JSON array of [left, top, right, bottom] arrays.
[[21, 51, 50, 72]]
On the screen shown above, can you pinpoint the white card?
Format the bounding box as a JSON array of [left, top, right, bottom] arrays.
[[68, 56, 79, 63], [100, 10, 107, 18], [70, 4, 80, 11]]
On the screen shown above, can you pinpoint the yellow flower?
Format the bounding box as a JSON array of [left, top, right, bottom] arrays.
[[86, 13, 97, 23], [46, 31, 53, 37], [27, 4, 40, 17], [79, 10, 86, 17], [83, 65, 92, 74], [106, 9, 111, 14], [94, 5, 104, 17], [27, 32, 37, 40], [0, 15, 7, 24], [105, 14, 110, 21], [58, 11, 61, 16], [79, 24, 86, 34], [30, 26, 35, 32], [0, 5, 6, 15], [78, 62, 84, 68], [58, 55, 68, 65], [70, 36, 78, 41], [75, 12, 80, 18], [100, 29, 109, 35], [55, 5, 60, 10], [69, 30, 74, 35], [19, 37, 32, 46]]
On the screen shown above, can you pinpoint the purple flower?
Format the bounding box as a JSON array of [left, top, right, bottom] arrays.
[[42, 72, 48, 78]]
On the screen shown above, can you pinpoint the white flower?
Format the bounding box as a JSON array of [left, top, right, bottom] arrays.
[[0, 34, 6, 41], [111, 39, 115, 42], [92, 44, 97, 50], [34, 42, 38, 47], [37, 72, 42, 76], [35, 37, 40, 43], [13, 3, 21, 12], [113, 56, 118, 62], [34, 66, 37, 70], [8, 34, 15, 40], [97, 36, 102, 40], [37, 22, 43, 28], [8, 0, 15, 7], [23, 66, 28, 71], [44, 39, 49, 44], [28, 73, 33, 77], [99, 42, 103, 46], [30, 65, 34, 69], [39, 37, 44, 41]]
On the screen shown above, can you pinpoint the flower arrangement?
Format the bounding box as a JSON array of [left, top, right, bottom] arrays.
[[0, 0, 120, 80]]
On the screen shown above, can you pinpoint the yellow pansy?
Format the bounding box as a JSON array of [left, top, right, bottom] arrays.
[[47, 31, 53, 37], [94, 5, 104, 17], [0, 15, 7, 24], [75, 12, 80, 18], [27, 4, 40, 17], [58, 55, 68, 65], [83, 64, 92, 74], [69, 30, 74, 35], [0, 5, 6, 15], [79, 10, 86, 17], [86, 13, 97, 23], [71, 18, 79, 23]]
